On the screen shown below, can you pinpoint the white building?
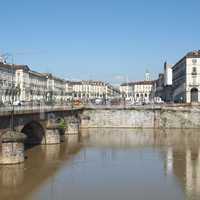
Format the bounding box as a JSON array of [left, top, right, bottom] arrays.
[[45, 74, 66, 103], [0, 62, 16, 103], [119, 83, 133, 99], [72, 80, 120, 100], [120, 80, 155, 103], [15, 65, 48, 102], [172, 50, 200, 103], [0, 61, 120, 105], [15, 66, 48, 102], [0, 62, 67, 104], [164, 62, 173, 86], [132, 80, 155, 103], [120, 71, 155, 102], [65, 81, 74, 100]]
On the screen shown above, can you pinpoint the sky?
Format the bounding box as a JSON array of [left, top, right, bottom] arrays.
[[1, 0, 200, 84]]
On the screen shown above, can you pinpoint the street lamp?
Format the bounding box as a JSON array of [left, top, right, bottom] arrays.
[[5, 53, 15, 131]]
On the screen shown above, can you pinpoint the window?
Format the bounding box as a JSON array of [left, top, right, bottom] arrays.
[[192, 67, 197, 75]]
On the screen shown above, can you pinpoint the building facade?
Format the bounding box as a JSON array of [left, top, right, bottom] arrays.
[[15, 66, 48, 102], [132, 80, 155, 103], [65, 81, 74, 100], [172, 51, 200, 103], [155, 62, 173, 102], [0, 61, 120, 105], [15, 66, 49, 103], [120, 71, 155, 103], [0, 63, 16, 103], [155, 73, 165, 100], [45, 74, 66, 103], [120, 80, 155, 103], [0, 62, 67, 104], [72, 80, 120, 100], [164, 62, 173, 86], [119, 83, 133, 99]]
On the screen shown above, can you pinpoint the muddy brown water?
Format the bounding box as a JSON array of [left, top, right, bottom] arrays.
[[0, 128, 200, 200]]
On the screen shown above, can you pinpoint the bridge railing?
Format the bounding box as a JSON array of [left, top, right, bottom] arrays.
[[0, 105, 84, 115], [0, 102, 195, 114], [83, 103, 162, 109]]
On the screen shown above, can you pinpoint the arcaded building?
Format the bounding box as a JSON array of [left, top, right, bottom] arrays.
[[172, 50, 200, 103]]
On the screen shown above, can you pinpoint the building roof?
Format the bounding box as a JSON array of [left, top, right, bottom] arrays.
[[120, 80, 155, 86], [186, 50, 200, 58], [29, 70, 47, 78], [172, 50, 200, 69], [43, 73, 65, 82], [0, 63, 29, 71]]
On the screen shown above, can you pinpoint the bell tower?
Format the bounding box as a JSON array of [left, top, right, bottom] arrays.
[[145, 70, 150, 81]]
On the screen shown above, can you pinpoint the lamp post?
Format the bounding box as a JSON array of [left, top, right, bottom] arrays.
[[11, 55, 15, 131], [0, 53, 27, 165], [5, 53, 15, 131]]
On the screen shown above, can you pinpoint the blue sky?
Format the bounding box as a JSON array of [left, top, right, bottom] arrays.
[[1, 0, 200, 84]]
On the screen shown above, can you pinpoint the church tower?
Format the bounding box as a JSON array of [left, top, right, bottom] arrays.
[[145, 70, 150, 81]]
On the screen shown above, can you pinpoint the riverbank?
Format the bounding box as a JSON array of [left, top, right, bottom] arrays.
[[81, 105, 200, 129]]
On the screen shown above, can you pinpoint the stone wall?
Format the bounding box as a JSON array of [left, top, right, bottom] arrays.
[[81, 106, 200, 129]]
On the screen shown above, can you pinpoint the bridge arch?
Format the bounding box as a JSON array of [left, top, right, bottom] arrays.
[[21, 121, 45, 145]]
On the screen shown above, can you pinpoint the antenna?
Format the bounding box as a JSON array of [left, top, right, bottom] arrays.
[[0, 53, 10, 64], [0, 49, 47, 64]]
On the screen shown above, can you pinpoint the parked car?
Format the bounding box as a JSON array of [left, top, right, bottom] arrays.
[[95, 98, 103, 105], [13, 100, 27, 106], [13, 100, 21, 106]]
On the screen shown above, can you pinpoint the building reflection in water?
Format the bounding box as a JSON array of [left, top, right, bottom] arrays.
[[185, 147, 200, 199], [41, 144, 61, 162], [1, 128, 200, 200], [0, 164, 25, 187], [83, 128, 200, 199], [165, 147, 173, 175], [0, 136, 82, 200]]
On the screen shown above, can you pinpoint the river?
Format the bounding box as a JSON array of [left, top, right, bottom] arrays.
[[0, 128, 200, 200]]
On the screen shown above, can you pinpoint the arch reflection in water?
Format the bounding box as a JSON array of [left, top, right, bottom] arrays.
[[1, 128, 200, 200]]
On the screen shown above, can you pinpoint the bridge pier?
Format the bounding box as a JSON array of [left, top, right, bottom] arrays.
[[67, 118, 80, 135], [65, 118, 80, 145], [45, 123, 61, 144], [0, 131, 26, 165]]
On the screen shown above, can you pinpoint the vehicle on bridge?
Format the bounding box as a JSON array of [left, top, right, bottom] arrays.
[[13, 100, 30, 106]]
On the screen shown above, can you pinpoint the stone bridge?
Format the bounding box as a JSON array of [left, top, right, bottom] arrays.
[[0, 106, 84, 145], [1, 104, 200, 164]]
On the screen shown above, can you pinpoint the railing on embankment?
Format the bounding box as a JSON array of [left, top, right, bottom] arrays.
[[81, 103, 200, 129]]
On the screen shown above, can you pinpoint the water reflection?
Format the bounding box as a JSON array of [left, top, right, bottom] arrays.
[[81, 128, 200, 200], [0, 164, 24, 187], [0, 128, 200, 200], [0, 135, 82, 200]]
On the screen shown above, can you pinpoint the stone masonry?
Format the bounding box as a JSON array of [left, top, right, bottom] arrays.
[[81, 106, 200, 129]]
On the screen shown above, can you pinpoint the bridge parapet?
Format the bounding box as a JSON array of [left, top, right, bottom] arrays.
[[0, 105, 84, 116]]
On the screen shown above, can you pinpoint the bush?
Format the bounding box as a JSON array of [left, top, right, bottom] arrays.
[[58, 118, 67, 134]]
